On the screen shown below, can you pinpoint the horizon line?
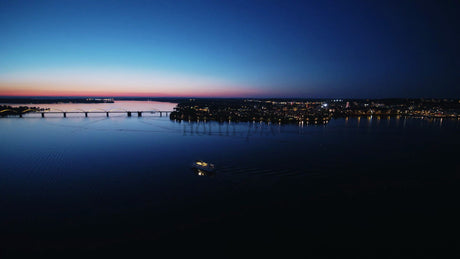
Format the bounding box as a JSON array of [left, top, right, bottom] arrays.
[[0, 95, 458, 100]]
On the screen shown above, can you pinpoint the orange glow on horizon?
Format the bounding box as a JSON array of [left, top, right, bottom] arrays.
[[0, 70, 263, 97], [0, 85, 261, 98]]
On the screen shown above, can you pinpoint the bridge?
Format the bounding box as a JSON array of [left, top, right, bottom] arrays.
[[0, 108, 174, 118]]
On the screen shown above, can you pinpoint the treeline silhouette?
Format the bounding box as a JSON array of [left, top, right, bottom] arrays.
[[0, 97, 113, 104], [0, 105, 45, 116]]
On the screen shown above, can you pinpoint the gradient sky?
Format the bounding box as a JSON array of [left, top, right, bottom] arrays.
[[0, 0, 458, 98]]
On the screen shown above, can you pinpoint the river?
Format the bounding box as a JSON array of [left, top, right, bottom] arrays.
[[0, 101, 459, 252]]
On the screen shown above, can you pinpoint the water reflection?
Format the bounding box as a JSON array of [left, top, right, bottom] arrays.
[[2, 100, 177, 112], [192, 168, 216, 177]]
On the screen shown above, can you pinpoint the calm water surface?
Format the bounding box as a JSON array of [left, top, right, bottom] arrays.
[[0, 101, 459, 252]]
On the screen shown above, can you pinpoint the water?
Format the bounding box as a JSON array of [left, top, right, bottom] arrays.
[[0, 101, 459, 252], [1, 100, 177, 112]]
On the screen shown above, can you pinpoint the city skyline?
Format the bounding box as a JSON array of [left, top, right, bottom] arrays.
[[1, 0, 459, 98]]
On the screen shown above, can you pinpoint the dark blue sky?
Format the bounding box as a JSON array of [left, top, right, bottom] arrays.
[[0, 0, 458, 97]]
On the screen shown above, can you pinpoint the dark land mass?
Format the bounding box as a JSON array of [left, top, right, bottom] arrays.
[[170, 98, 460, 124], [0, 105, 46, 116]]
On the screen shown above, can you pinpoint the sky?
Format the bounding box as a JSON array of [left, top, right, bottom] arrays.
[[0, 0, 458, 98]]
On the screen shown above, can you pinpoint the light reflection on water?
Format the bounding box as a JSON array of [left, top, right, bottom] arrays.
[[1, 110, 458, 180], [0, 101, 459, 249], [1, 100, 178, 111]]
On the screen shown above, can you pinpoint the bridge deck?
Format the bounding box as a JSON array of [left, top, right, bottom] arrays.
[[32, 111, 172, 113], [1, 110, 174, 117]]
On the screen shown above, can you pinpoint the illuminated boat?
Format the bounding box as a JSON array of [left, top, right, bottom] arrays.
[[192, 160, 215, 172]]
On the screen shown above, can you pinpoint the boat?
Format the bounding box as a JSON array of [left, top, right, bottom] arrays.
[[192, 160, 215, 172]]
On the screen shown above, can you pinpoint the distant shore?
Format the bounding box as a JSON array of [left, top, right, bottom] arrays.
[[0, 97, 114, 104], [0, 97, 192, 105], [170, 98, 460, 123], [1, 97, 459, 122]]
